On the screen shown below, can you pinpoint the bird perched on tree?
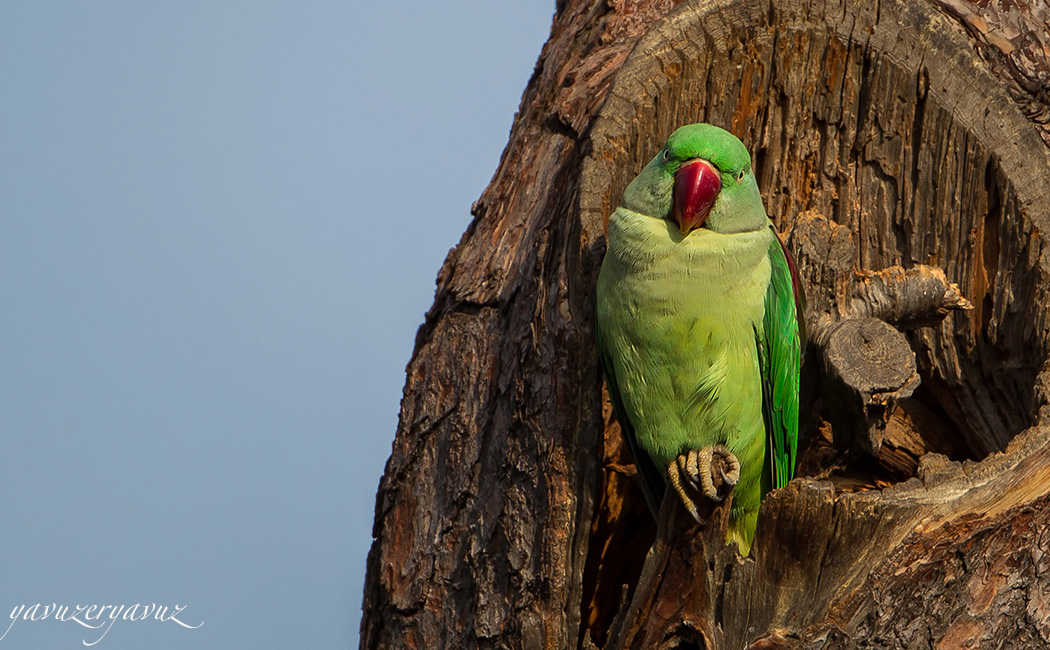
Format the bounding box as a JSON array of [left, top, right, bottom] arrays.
[[595, 123, 804, 554]]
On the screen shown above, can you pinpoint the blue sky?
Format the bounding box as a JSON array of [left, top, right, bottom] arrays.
[[0, 2, 553, 648]]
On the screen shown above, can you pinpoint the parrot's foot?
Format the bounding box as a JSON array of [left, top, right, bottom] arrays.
[[666, 445, 741, 523]]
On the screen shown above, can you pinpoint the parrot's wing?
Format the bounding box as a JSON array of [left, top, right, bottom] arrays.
[[758, 227, 805, 491], [595, 323, 666, 517]]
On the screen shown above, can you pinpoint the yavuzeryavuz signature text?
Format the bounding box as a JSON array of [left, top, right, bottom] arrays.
[[0, 602, 203, 646]]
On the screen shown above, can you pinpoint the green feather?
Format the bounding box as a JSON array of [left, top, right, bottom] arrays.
[[759, 230, 804, 492]]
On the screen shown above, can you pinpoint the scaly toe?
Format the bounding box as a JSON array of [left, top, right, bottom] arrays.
[[712, 444, 741, 488], [667, 459, 704, 522], [697, 447, 721, 501], [678, 449, 702, 491]]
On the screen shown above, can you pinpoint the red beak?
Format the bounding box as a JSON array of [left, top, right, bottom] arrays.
[[673, 159, 721, 234]]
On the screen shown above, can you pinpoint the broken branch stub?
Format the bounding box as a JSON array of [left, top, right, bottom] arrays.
[[821, 317, 921, 456], [848, 266, 974, 331], [790, 212, 973, 461]]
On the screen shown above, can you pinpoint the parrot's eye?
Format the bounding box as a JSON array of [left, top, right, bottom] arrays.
[[735, 168, 746, 183], [662, 149, 670, 162]]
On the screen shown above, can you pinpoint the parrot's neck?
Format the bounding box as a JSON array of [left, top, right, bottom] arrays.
[[606, 208, 772, 276]]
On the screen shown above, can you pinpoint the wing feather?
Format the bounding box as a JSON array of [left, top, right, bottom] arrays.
[[758, 228, 804, 490]]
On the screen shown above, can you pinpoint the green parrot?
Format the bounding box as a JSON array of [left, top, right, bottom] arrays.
[[595, 123, 804, 555]]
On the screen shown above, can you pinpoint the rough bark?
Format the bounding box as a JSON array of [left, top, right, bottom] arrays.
[[361, 0, 1050, 649]]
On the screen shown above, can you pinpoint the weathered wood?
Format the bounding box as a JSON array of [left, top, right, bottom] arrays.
[[847, 266, 973, 331], [822, 317, 921, 456], [361, 0, 1050, 648], [932, 0, 1050, 147], [598, 423, 1050, 650], [789, 211, 971, 462], [602, 492, 729, 650]]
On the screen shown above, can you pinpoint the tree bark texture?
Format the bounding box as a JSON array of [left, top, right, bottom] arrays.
[[361, 0, 1050, 648]]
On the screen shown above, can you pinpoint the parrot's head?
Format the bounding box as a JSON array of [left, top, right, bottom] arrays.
[[621, 123, 767, 236]]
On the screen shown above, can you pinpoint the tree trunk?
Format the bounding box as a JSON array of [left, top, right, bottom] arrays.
[[360, 0, 1050, 648]]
